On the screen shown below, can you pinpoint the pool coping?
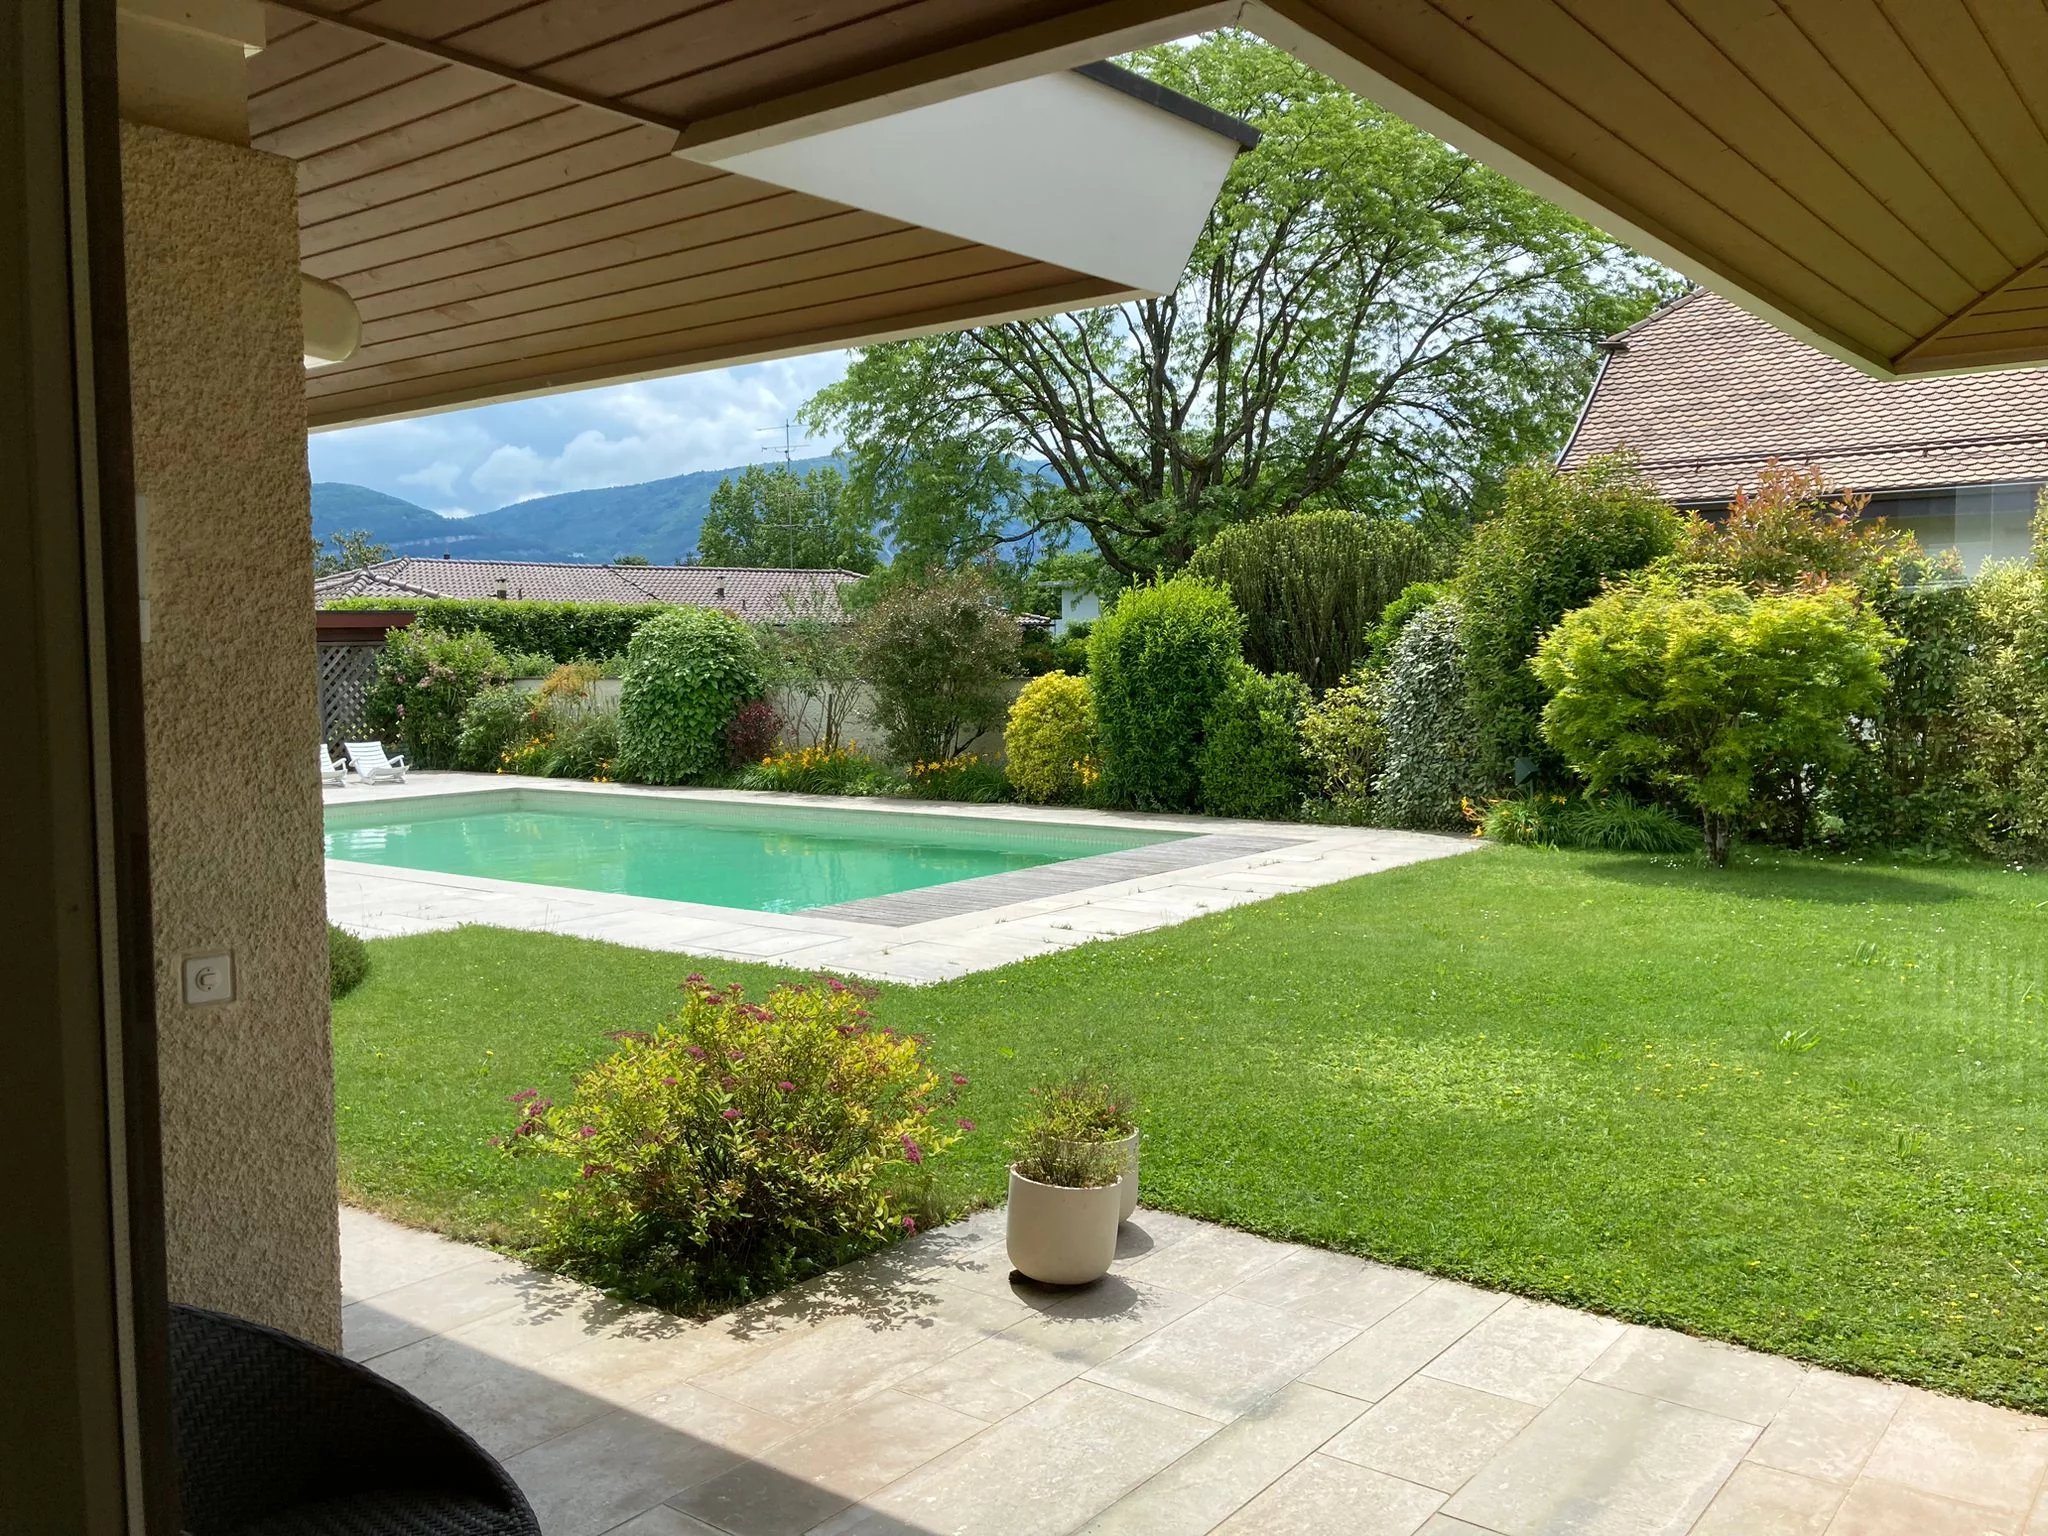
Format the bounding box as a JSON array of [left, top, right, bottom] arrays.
[[323, 774, 1483, 984]]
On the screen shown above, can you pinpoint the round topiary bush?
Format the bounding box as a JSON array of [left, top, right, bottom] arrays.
[[616, 607, 766, 784], [328, 923, 369, 1000], [1198, 667, 1312, 820], [1003, 671, 1098, 804], [1088, 578, 1245, 811]]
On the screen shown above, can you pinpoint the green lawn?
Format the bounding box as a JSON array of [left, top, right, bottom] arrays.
[[333, 846, 2048, 1409]]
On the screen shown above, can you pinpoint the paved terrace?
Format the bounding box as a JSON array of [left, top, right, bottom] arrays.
[[344, 1206, 2048, 1536], [323, 775, 1475, 983]]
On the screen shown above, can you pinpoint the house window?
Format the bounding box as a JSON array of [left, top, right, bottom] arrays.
[[1866, 483, 2040, 576]]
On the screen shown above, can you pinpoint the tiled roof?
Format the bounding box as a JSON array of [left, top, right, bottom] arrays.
[[313, 558, 861, 621], [1559, 290, 2048, 503]]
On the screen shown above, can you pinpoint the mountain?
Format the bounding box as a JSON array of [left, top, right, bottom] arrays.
[[311, 455, 844, 565]]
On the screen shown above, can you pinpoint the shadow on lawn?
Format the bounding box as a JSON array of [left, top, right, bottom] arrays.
[[1577, 853, 1969, 907]]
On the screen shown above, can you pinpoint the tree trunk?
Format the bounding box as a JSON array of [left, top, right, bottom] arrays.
[[1703, 811, 1731, 868]]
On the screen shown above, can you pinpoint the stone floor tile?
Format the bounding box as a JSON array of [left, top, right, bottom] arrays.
[[667, 1389, 982, 1536], [1322, 1376, 1538, 1493], [1080, 1382, 1367, 1536], [535, 1319, 763, 1411], [1421, 1297, 1628, 1408], [813, 1379, 1217, 1536], [1232, 1248, 1435, 1330], [503, 1386, 794, 1536], [1581, 1326, 1805, 1425], [1826, 1480, 2021, 1536], [691, 1303, 998, 1429], [340, 1252, 530, 1360], [1302, 1281, 1507, 1404], [1442, 1380, 1757, 1536], [1117, 1224, 1297, 1297], [1747, 1370, 1904, 1484], [1687, 1462, 1843, 1535], [337, 1206, 491, 1300], [1859, 1391, 2048, 1514], [1084, 1292, 1358, 1422], [1210, 1454, 1445, 1536], [597, 1507, 726, 1536], [1415, 1519, 1503, 1535]]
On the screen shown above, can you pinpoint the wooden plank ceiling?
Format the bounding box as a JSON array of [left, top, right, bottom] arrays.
[[258, 1, 1137, 427]]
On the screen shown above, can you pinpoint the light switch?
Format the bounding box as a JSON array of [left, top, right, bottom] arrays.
[[182, 952, 235, 1006]]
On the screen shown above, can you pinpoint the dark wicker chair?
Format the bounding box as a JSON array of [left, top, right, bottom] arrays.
[[169, 1303, 540, 1536]]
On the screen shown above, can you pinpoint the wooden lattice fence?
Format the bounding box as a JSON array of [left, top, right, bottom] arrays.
[[316, 642, 381, 741]]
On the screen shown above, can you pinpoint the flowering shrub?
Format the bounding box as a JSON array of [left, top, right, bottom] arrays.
[[902, 753, 1009, 803], [363, 626, 510, 769], [1004, 671, 1099, 804], [456, 684, 536, 771], [739, 742, 892, 795], [1299, 669, 1386, 817], [504, 976, 966, 1308]]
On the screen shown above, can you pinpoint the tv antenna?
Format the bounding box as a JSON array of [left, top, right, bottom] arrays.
[[757, 420, 814, 566]]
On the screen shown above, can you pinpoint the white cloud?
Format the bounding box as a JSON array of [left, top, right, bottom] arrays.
[[306, 353, 852, 514]]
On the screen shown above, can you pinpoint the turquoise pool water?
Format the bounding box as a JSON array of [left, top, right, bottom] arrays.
[[322, 790, 1181, 913]]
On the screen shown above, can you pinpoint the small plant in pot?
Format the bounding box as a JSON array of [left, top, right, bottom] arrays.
[[1038, 1076, 1140, 1223], [1007, 1106, 1123, 1287]]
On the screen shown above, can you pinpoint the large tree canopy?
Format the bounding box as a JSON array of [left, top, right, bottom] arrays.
[[695, 462, 881, 572], [805, 31, 1677, 578]]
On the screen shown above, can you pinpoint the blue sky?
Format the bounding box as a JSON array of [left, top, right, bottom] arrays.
[[306, 352, 851, 517]]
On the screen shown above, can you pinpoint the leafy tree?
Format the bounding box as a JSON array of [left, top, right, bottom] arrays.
[[850, 569, 1018, 762], [805, 31, 1676, 578], [1671, 460, 1909, 590], [1183, 511, 1443, 691], [1457, 452, 1681, 786], [1533, 577, 1896, 866], [756, 615, 864, 749], [312, 527, 390, 576], [613, 553, 652, 566], [697, 463, 881, 572]]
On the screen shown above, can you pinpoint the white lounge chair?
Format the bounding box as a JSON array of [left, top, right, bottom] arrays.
[[319, 744, 347, 787], [344, 740, 407, 785]]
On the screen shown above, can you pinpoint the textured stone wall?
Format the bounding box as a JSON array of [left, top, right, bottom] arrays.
[[122, 123, 339, 1346]]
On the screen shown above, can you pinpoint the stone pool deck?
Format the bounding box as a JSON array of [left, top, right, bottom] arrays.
[[343, 1204, 2048, 1536], [323, 775, 1476, 983]]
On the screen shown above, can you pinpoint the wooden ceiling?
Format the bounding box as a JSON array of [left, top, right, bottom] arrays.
[[257, 1, 1149, 427]]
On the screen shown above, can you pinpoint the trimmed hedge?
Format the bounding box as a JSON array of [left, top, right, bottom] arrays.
[[1089, 578, 1245, 811], [1199, 668, 1312, 820], [326, 597, 665, 662], [617, 607, 766, 784]]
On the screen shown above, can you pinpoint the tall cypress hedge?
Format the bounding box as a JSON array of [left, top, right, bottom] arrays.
[[323, 597, 664, 661], [1088, 578, 1245, 811]]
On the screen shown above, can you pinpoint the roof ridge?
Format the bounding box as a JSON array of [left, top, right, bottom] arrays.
[[1599, 286, 1709, 350]]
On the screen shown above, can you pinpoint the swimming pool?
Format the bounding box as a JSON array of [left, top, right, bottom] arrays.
[[322, 789, 1186, 914]]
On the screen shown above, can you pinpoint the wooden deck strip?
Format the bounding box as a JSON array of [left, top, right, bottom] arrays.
[[810, 832, 1309, 927]]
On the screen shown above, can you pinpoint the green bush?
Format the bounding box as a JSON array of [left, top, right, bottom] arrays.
[[850, 570, 1018, 763], [544, 704, 620, 781], [1003, 671, 1099, 804], [1185, 512, 1442, 692], [455, 684, 535, 771], [505, 976, 965, 1309], [362, 627, 509, 769], [616, 608, 766, 784], [1299, 669, 1386, 817], [756, 616, 863, 750], [327, 924, 369, 1000], [1362, 581, 1448, 671], [1050, 623, 1092, 675], [1534, 576, 1896, 865], [1961, 553, 2048, 854], [1481, 792, 1694, 854], [326, 598, 663, 662], [1457, 454, 1680, 786], [1089, 578, 1245, 810], [1199, 668, 1312, 820], [1376, 601, 1481, 830]]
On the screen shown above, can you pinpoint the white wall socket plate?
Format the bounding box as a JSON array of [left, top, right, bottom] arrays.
[[182, 952, 235, 1006]]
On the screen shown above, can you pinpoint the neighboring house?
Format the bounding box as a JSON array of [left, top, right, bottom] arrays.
[[1560, 290, 2048, 575], [313, 557, 863, 623], [1048, 581, 1103, 636]]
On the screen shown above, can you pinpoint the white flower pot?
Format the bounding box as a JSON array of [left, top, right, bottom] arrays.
[[1006, 1167, 1120, 1286], [1055, 1130, 1139, 1223]]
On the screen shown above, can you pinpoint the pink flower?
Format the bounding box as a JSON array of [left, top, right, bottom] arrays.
[[579, 1163, 599, 1178], [722, 1108, 741, 1121], [958, 1119, 976, 1132], [684, 1044, 707, 1060], [661, 1075, 677, 1086], [899, 1134, 924, 1165], [951, 1073, 969, 1086], [509, 1089, 538, 1104], [577, 1125, 597, 1139], [684, 972, 706, 985], [900, 1215, 917, 1233], [776, 1080, 795, 1093]]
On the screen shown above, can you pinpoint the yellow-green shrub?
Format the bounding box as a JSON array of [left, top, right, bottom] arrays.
[[1004, 671, 1098, 803], [506, 977, 966, 1308]]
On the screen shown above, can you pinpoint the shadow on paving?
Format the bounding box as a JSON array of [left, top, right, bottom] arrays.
[[346, 1214, 1178, 1536]]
